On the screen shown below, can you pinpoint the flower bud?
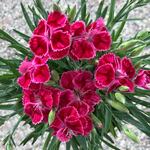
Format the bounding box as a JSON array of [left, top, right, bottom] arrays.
[[48, 109, 55, 125], [53, 3, 61, 11], [123, 126, 139, 143], [134, 60, 142, 70], [118, 39, 142, 50], [130, 45, 146, 57], [136, 31, 149, 40], [68, 5, 76, 22], [106, 99, 129, 113], [51, 70, 60, 82], [115, 92, 126, 104], [118, 85, 129, 92]]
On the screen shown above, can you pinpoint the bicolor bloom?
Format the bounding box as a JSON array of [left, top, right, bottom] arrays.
[[29, 11, 71, 60], [135, 69, 150, 89], [60, 70, 101, 112], [50, 106, 93, 142], [70, 18, 111, 60], [23, 84, 61, 124], [17, 58, 50, 89], [95, 53, 135, 92]]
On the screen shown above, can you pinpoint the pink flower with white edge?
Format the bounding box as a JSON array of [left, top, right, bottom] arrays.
[[60, 70, 101, 112], [135, 70, 150, 90], [50, 106, 93, 142], [17, 58, 51, 89], [29, 11, 71, 60], [95, 53, 135, 92], [70, 18, 111, 60], [23, 85, 61, 124]]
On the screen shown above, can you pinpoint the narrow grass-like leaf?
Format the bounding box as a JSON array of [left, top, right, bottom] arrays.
[[0, 29, 19, 44], [21, 3, 35, 31], [107, 0, 116, 26], [13, 29, 30, 42], [101, 6, 108, 19], [96, 0, 104, 19], [81, 0, 86, 20], [34, 0, 48, 18], [114, 14, 128, 41]]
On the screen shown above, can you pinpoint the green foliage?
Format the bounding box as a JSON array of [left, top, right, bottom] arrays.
[[0, 0, 150, 149]]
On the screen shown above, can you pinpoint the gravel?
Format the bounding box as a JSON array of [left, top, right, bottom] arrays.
[[0, 0, 150, 149]]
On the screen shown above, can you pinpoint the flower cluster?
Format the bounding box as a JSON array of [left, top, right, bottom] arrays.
[[17, 10, 150, 142]]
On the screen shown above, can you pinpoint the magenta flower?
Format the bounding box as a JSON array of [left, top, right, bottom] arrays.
[[60, 70, 101, 112], [23, 84, 61, 124], [29, 11, 71, 60], [95, 53, 135, 92], [135, 70, 150, 89], [70, 18, 111, 60], [17, 58, 50, 89], [50, 106, 93, 142]]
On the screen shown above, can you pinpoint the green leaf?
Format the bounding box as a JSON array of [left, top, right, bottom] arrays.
[[107, 0, 116, 26], [21, 3, 35, 31], [0, 29, 19, 44], [28, 6, 42, 26], [0, 104, 15, 110], [101, 6, 108, 19], [114, 14, 128, 41], [71, 137, 79, 150], [42, 132, 52, 150], [68, 5, 76, 22], [9, 44, 31, 57], [66, 141, 71, 150], [81, 0, 86, 20], [74, 1, 86, 21], [96, 0, 104, 19], [13, 29, 30, 42], [0, 57, 19, 76], [76, 136, 87, 150], [47, 136, 57, 150], [34, 0, 48, 18], [104, 107, 112, 133]]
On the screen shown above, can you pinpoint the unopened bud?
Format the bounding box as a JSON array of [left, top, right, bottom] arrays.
[[118, 39, 142, 50], [106, 99, 129, 113], [134, 60, 142, 70], [115, 92, 126, 104], [136, 31, 149, 40], [53, 3, 61, 11], [68, 5, 76, 22], [48, 109, 55, 125], [130, 45, 146, 57], [118, 86, 129, 92], [123, 126, 139, 143], [51, 70, 59, 82]]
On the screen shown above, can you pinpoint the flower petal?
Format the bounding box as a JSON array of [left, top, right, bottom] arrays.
[[51, 31, 71, 51], [59, 89, 75, 108], [24, 103, 43, 124], [47, 11, 67, 29], [60, 70, 78, 90], [71, 39, 95, 60], [71, 21, 86, 36], [92, 31, 111, 51], [121, 57, 135, 79], [58, 106, 79, 122], [17, 72, 31, 89], [69, 101, 90, 117], [95, 64, 115, 86], [32, 64, 51, 83], [33, 19, 47, 36], [29, 35, 49, 57]]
